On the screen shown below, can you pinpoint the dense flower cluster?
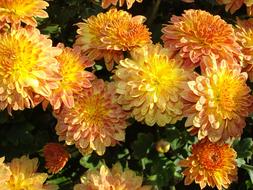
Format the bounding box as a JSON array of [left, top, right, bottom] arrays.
[[0, 156, 58, 190], [55, 79, 129, 156], [74, 163, 152, 190], [75, 9, 151, 70], [0, 0, 253, 190], [179, 139, 237, 190]]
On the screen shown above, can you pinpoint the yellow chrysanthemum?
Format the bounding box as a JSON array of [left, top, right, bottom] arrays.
[[179, 139, 237, 190], [235, 18, 253, 81], [0, 28, 61, 114], [217, 0, 253, 16], [0, 157, 12, 190], [6, 155, 58, 190], [182, 55, 253, 142], [115, 44, 193, 126], [75, 9, 151, 71], [47, 44, 94, 110], [43, 143, 70, 174], [55, 79, 129, 156], [0, 0, 49, 27], [101, 0, 143, 9], [74, 163, 152, 190], [161, 9, 241, 69]]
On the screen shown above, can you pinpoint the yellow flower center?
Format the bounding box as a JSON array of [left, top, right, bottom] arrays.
[[57, 50, 83, 90], [77, 95, 108, 127], [0, 33, 41, 83], [141, 55, 185, 96]]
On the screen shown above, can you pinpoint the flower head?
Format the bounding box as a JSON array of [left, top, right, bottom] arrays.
[[48, 44, 94, 110], [115, 44, 193, 126], [179, 139, 237, 190], [0, 0, 49, 27], [6, 155, 58, 190], [182, 56, 253, 142], [161, 9, 241, 69], [74, 163, 152, 190], [43, 143, 70, 174], [217, 0, 253, 16], [75, 9, 151, 71], [0, 28, 61, 114], [55, 79, 129, 156], [101, 0, 143, 9], [235, 18, 253, 81]]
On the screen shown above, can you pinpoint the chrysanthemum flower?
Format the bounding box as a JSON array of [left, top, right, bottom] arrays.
[[74, 163, 152, 190], [43, 143, 70, 174], [75, 9, 151, 71], [114, 44, 193, 126], [48, 44, 94, 110], [217, 0, 253, 16], [55, 79, 129, 156], [0, 157, 11, 190], [235, 18, 253, 81], [0, 28, 61, 114], [179, 139, 237, 190], [6, 155, 58, 190], [0, 0, 49, 27], [101, 0, 143, 9], [182, 55, 253, 142], [161, 9, 241, 69]]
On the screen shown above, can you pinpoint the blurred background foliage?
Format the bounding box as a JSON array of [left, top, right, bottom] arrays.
[[1, 0, 253, 189]]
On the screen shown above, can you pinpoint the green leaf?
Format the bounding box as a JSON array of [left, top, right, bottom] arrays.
[[131, 133, 154, 159], [233, 138, 253, 160]]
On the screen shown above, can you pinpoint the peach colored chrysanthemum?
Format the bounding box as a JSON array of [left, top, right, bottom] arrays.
[[0, 28, 61, 114], [182, 55, 253, 142], [101, 0, 143, 9], [179, 139, 237, 190], [115, 44, 193, 126], [55, 79, 129, 156], [74, 163, 152, 190], [217, 0, 253, 16], [47, 44, 94, 110], [6, 155, 58, 190], [0, 0, 49, 27], [75, 9, 151, 71], [235, 18, 253, 81], [43, 143, 70, 174], [0, 157, 12, 190], [161, 9, 241, 69]]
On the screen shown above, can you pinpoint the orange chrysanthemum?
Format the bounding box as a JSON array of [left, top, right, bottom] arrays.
[[74, 163, 152, 190], [5, 155, 58, 190], [55, 79, 129, 156], [161, 9, 241, 69], [101, 0, 142, 9], [182, 55, 253, 142], [179, 139, 237, 190], [217, 0, 253, 16], [75, 9, 151, 71], [235, 18, 253, 81], [0, 28, 61, 114], [115, 44, 193, 126], [48, 44, 94, 110], [43, 143, 70, 174], [0, 0, 49, 27]]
